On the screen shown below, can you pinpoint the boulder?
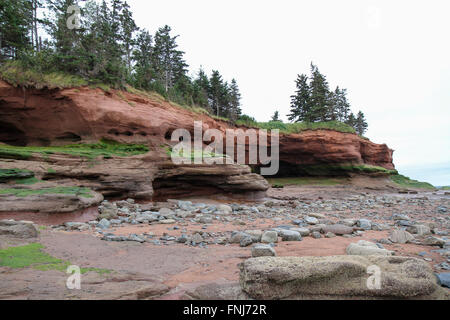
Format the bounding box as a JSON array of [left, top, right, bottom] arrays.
[[407, 224, 431, 236], [252, 245, 276, 257], [389, 230, 415, 244], [261, 231, 278, 244], [357, 219, 372, 230], [0, 220, 38, 238], [321, 224, 354, 235], [422, 236, 446, 248], [239, 255, 449, 300], [279, 230, 302, 242], [291, 227, 310, 237], [346, 240, 394, 256]]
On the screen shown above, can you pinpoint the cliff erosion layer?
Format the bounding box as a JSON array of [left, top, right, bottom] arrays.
[[0, 80, 395, 212]]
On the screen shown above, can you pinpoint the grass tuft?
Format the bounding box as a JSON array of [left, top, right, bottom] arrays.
[[0, 243, 111, 274], [390, 174, 435, 190], [0, 186, 94, 198], [0, 140, 149, 161]]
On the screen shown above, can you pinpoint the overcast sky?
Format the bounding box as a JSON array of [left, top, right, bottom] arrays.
[[126, 0, 450, 185]]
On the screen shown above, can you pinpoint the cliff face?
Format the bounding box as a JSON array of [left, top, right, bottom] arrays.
[[0, 80, 394, 169], [0, 80, 395, 211]]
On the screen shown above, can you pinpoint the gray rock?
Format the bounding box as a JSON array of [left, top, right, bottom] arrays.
[[357, 219, 372, 230], [436, 273, 450, 288], [279, 230, 302, 242], [423, 236, 446, 248], [191, 233, 204, 244], [252, 245, 276, 257], [244, 230, 263, 243], [346, 240, 394, 256], [291, 227, 310, 237], [392, 214, 410, 221], [0, 220, 38, 238], [261, 231, 278, 244], [98, 218, 111, 230], [311, 231, 322, 239], [305, 216, 319, 225], [407, 224, 431, 236], [321, 224, 353, 235], [230, 231, 251, 244], [240, 236, 254, 247], [217, 204, 232, 214], [239, 255, 448, 300], [159, 207, 174, 217], [389, 229, 414, 244]]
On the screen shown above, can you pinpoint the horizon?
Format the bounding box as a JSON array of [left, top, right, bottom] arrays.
[[126, 0, 450, 186]]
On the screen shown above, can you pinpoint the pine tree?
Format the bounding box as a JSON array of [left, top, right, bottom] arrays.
[[132, 29, 153, 89], [119, 1, 138, 79], [287, 74, 310, 122], [346, 112, 356, 128], [329, 86, 351, 122], [228, 78, 242, 120], [271, 111, 281, 122], [355, 111, 368, 136], [152, 25, 188, 93], [0, 0, 33, 60], [208, 70, 223, 117], [309, 63, 330, 122]]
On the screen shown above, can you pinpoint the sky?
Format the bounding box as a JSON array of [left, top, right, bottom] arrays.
[[126, 0, 450, 186]]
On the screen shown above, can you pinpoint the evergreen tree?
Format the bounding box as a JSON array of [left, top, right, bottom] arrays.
[[132, 29, 153, 89], [287, 74, 310, 122], [119, 1, 138, 79], [228, 78, 242, 120], [355, 111, 368, 136], [0, 0, 33, 59], [208, 70, 224, 117], [192, 67, 210, 109], [346, 112, 356, 128], [152, 25, 188, 93], [309, 63, 330, 122], [271, 111, 281, 122]]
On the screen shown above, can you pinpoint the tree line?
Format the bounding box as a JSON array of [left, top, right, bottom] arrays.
[[287, 63, 368, 135], [0, 0, 242, 120]]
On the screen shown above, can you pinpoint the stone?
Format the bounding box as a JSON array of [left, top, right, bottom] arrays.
[[261, 231, 278, 244], [357, 219, 372, 230], [0, 220, 38, 238], [240, 237, 254, 247], [230, 232, 251, 244], [325, 232, 336, 238], [191, 233, 204, 244], [98, 219, 111, 230], [279, 230, 302, 242], [159, 207, 174, 217], [436, 273, 450, 288], [244, 230, 263, 243], [199, 216, 213, 224], [389, 229, 415, 244], [252, 245, 276, 257], [217, 204, 232, 214], [407, 225, 431, 236], [321, 224, 353, 235], [311, 231, 322, 239], [392, 213, 410, 221], [160, 219, 176, 224], [346, 240, 394, 256], [239, 256, 449, 300], [422, 236, 446, 248], [291, 227, 310, 237], [305, 216, 319, 225]]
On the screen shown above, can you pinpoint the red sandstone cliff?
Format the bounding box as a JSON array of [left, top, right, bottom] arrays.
[[0, 80, 394, 172]]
